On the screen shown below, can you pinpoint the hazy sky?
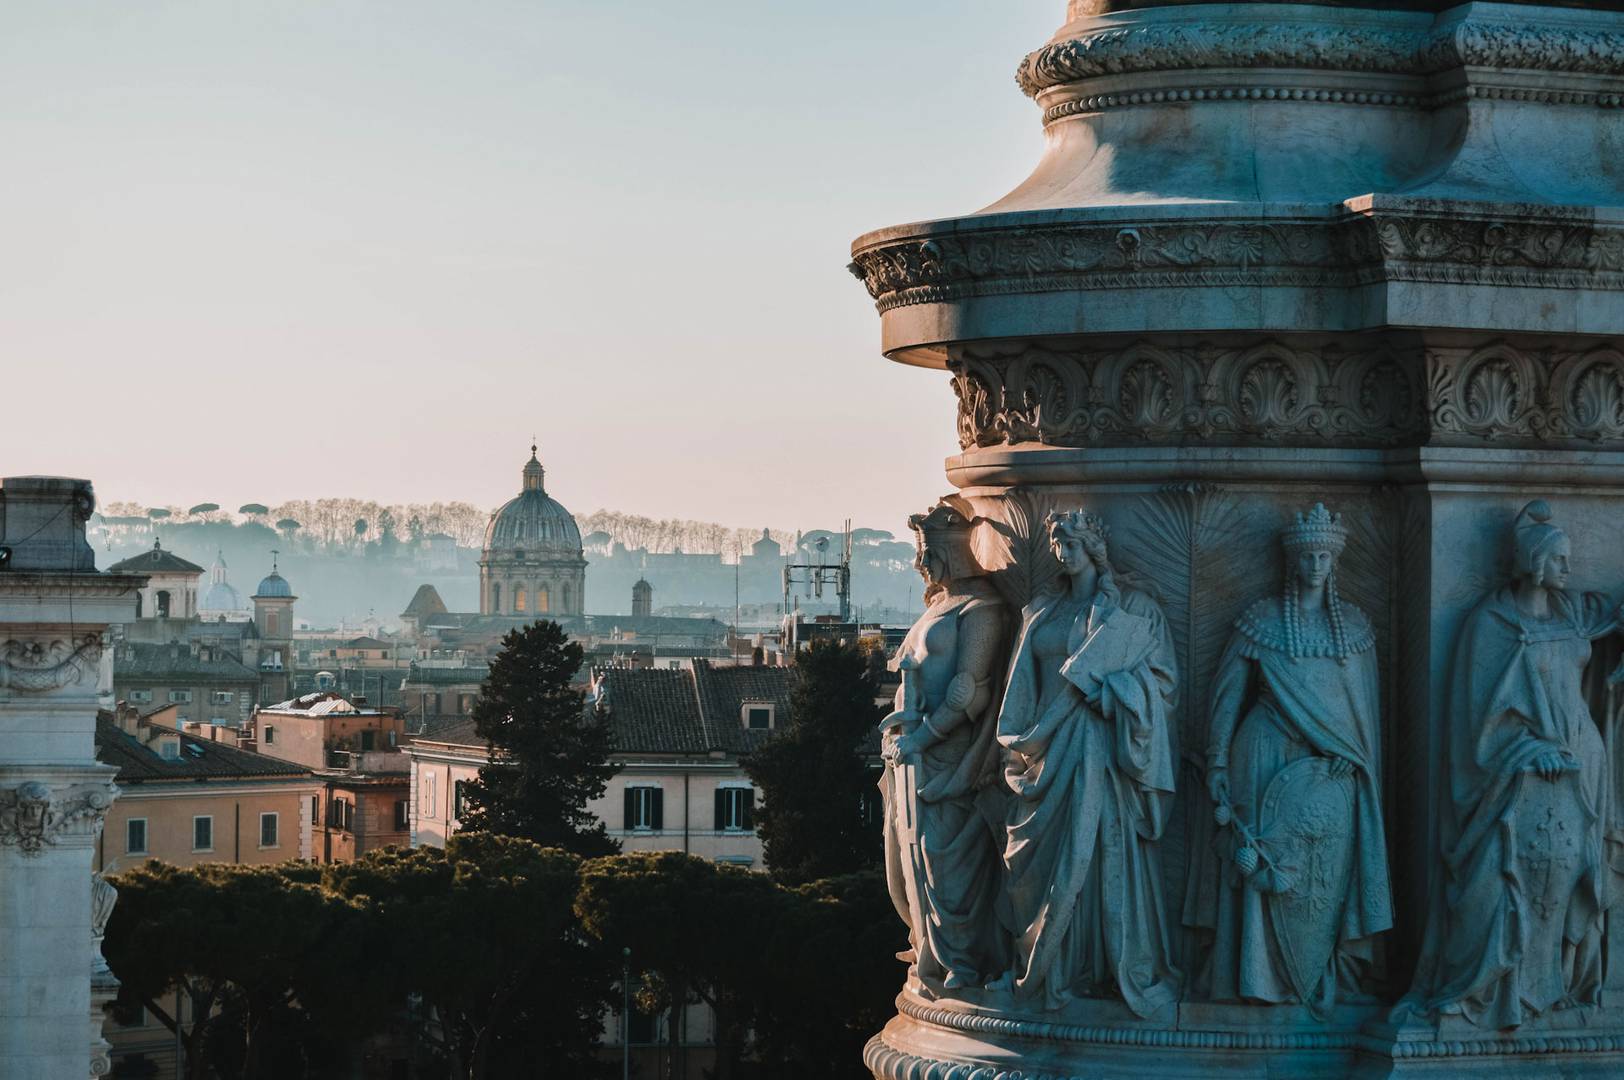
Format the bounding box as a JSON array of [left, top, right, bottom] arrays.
[[0, 1, 1060, 536]]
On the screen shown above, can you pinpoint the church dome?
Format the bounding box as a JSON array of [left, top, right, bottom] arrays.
[[483, 446, 583, 557], [255, 571, 293, 598], [199, 552, 249, 617]]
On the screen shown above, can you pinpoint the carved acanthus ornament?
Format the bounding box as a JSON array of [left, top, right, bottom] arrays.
[[950, 339, 1624, 451], [0, 634, 104, 694], [0, 779, 117, 856], [949, 339, 1425, 450]]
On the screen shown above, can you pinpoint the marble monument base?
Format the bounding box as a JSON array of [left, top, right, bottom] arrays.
[[864, 992, 1624, 1079]]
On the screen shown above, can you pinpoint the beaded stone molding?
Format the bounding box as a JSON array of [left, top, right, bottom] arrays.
[[1016, 14, 1624, 98]]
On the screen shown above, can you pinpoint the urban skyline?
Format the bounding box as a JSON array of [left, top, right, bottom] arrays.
[[0, 1, 1058, 531]]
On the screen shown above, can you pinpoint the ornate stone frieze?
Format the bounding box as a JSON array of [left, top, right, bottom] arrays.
[[948, 339, 1426, 450], [1016, 19, 1624, 98], [1427, 342, 1624, 445], [0, 778, 117, 856], [948, 338, 1624, 451], [0, 634, 103, 694], [848, 217, 1624, 314]]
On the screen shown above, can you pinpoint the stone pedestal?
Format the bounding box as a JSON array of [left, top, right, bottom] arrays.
[[854, 2, 1624, 1076], [0, 478, 142, 1080]]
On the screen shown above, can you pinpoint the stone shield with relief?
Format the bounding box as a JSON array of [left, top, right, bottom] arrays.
[[1255, 755, 1357, 1006]]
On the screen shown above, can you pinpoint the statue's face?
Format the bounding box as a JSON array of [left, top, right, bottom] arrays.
[[1296, 547, 1335, 589], [1538, 536, 1572, 590], [1052, 534, 1090, 576], [916, 546, 947, 587]]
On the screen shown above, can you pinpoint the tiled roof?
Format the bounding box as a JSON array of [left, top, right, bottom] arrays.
[[96, 713, 310, 782], [693, 661, 796, 754], [342, 636, 392, 649], [115, 641, 257, 683], [598, 661, 795, 755], [402, 584, 448, 618], [261, 691, 383, 716], [421, 613, 728, 642], [598, 667, 708, 754], [108, 542, 205, 576], [403, 663, 488, 686], [409, 715, 484, 747]]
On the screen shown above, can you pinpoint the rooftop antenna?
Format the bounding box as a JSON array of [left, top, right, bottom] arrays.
[[782, 521, 852, 624]]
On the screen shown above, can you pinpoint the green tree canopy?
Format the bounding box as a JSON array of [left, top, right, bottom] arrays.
[[325, 835, 612, 1079], [460, 620, 619, 856], [576, 851, 780, 1080], [742, 638, 882, 883], [102, 861, 369, 1080]]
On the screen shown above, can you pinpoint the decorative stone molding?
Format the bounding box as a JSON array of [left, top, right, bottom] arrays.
[[946, 338, 1624, 451], [0, 778, 117, 856], [1427, 342, 1624, 445], [0, 634, 103, 694], [1016, 18, 1624, 98], [948, 339, 1426, 450], [848, 216, 1624, 315]]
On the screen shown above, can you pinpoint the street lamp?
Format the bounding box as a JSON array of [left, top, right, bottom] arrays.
[[622, 946, 632, 1080]]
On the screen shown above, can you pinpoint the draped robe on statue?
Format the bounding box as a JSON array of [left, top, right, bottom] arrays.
[[1190, 597, 1393, 1008], [881, 578, 1009, 989], [1409, 587, 1621, 1028], [996, 587, 1182, 1017]]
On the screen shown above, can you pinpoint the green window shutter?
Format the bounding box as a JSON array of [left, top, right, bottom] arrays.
[[740, 789, 753, 831], [650, 789, 664, 831], [714, 788, 726, 831], [624, 787, 637, 829]]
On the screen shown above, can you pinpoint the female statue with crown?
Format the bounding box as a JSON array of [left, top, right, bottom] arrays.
[[1191, 503, 1392, 1012], [880, 496, 1010, 993], [1399, 501, 1624, 1029], [989, 508, 1182, 1017]]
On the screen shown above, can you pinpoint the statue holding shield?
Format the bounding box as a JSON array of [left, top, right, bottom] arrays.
[[1190, 503, 1392, 1013]]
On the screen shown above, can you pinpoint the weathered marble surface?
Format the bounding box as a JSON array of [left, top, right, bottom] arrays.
[[854, 0, 1624, 1075], [0, 477, 142, 1080], [990, 510, 1182, 1017], [1189, 505, 1392, 1014], [881, 497, 1010, 994]]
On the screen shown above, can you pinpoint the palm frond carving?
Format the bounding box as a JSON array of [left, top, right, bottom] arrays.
[[1119, 483, 1251, 969], [971, 487, 1067, 611]]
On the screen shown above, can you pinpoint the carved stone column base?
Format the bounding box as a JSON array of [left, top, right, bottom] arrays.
[[864, 992, 1385, 1079], [865, 994, 1624, 1079]]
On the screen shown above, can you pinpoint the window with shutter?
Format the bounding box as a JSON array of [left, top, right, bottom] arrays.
[[718, 787, 754, 832], [626, 786, 662, 831]]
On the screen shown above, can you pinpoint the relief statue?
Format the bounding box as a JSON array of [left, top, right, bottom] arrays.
[[1187, 503, 1392, 1012], [987, 509, 1182, 1016], [880, 496, 1010, 993], [1401, 500, 1624, 1028]]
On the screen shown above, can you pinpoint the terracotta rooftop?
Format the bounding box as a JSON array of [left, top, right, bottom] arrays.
[[96, 711, 310, 782]]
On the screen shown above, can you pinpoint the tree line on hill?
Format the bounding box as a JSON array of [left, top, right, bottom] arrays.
[[102, 623, 895, 1079]]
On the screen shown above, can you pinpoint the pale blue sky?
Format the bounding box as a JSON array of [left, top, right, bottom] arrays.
[[0, 1, 1060, 535]]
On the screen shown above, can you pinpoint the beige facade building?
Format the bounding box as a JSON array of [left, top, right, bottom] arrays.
[[94, 704, 317, 875], [251, 691, 405, 771]]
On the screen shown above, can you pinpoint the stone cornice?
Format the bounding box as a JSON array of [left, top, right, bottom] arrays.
[[1017, 12, 1624, 98], [847, 212, 1624, 314]]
